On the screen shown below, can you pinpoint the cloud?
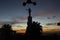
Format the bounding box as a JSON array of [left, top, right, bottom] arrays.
[[11, 16, 27, 23], [32, 7, 60, 17], [34, 0, 60, 17], [46, 22, 60, 26], [0, 16, 27, 25]]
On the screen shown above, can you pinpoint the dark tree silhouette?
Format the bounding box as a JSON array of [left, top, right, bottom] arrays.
[[57, 22, 60, 26], [0, 24, 13, 40]]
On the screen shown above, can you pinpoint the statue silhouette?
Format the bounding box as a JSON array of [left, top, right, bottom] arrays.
[[24, 7, 42, 40], [26, 8, 32, 35]]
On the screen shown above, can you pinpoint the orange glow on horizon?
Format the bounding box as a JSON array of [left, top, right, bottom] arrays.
[[16, 29, 26, 33], [15, 28, 60, 33], [12, 24, 60, 33]]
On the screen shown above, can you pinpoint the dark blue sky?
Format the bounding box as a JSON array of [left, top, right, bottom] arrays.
[[0, 0, 60, 25]]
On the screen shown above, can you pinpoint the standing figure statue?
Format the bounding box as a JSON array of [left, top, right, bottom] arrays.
[[26, 8, 31, 16]]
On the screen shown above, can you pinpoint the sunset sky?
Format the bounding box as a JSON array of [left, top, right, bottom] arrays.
[[0, 0, 60, 33]]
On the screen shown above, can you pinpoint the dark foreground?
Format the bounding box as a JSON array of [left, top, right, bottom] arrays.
[[0, 32, 60, 40], [0, 24, 60, 40]]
